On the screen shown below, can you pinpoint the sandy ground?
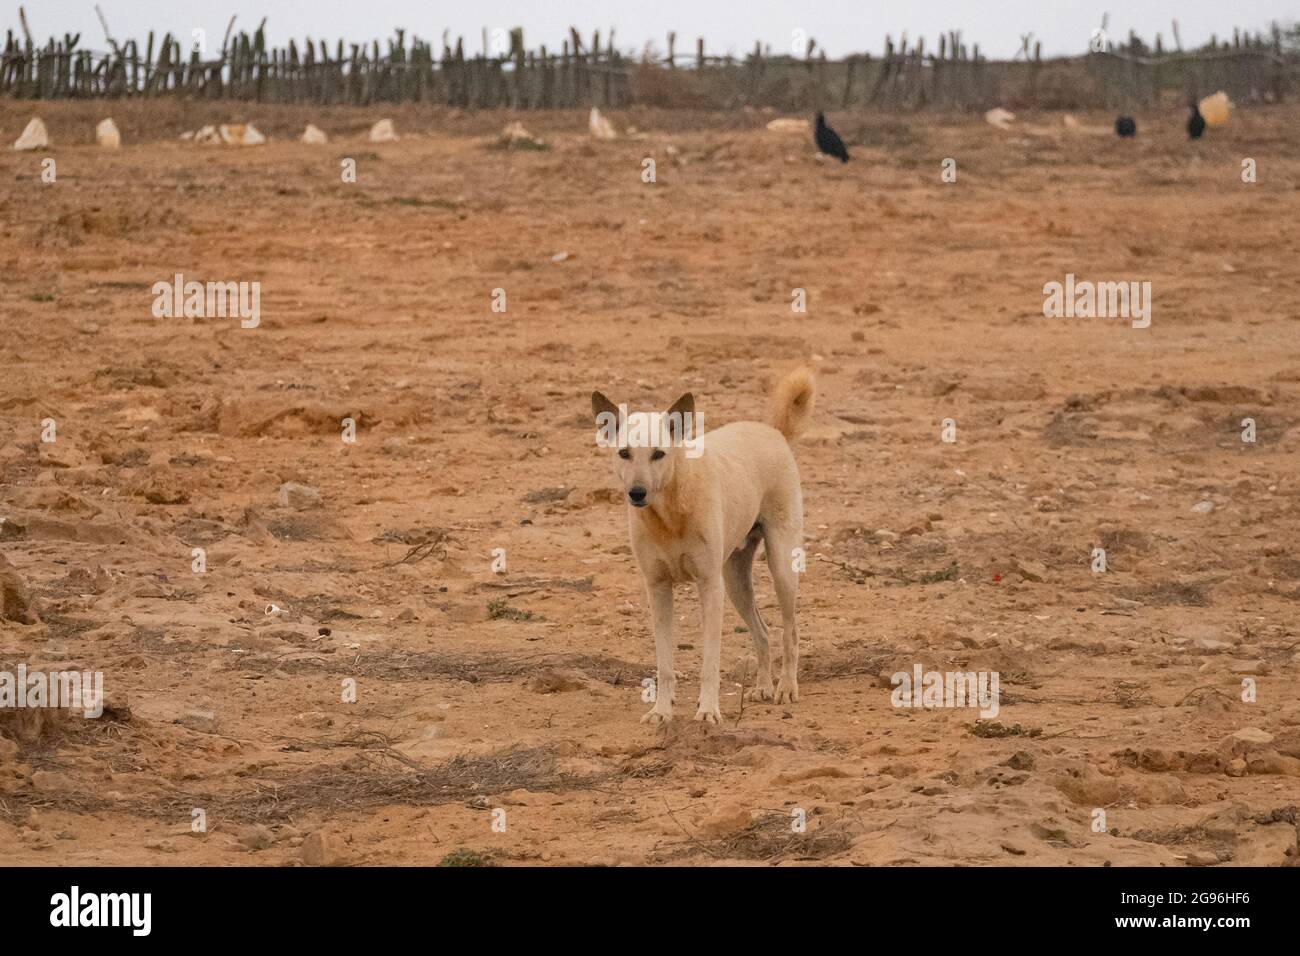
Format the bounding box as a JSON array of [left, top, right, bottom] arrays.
[[1, 101, 1299, 867]]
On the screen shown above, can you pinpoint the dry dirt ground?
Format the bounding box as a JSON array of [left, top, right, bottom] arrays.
[[1, 101, 1299, 867]]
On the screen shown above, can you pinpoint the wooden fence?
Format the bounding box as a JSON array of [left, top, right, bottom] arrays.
[[1, 18, 1294, 111]]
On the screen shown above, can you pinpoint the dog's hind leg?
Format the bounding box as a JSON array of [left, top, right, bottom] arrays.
[[762, 524, 802, 705], [724, 535, 774, 701], [642, 579, 676, 725]]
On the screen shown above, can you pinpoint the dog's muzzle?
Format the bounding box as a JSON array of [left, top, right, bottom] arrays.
[[628, 486, 648, 507]]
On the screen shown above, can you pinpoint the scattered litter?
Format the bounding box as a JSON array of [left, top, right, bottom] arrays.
[[369, 118, 398, 142], [13, 117, 49, 151], [983, 107, 1015, 130], [219, 123, 265, 146], [766, 117, 810, 134], [96, 117, 121, 148], [499, 121, 546, 150], [588, 107, 617, 140]]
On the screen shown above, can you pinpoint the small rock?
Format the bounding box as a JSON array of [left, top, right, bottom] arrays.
[[1227, 659, 1268, 675], [984, 107, 1016, 130], [219, 123, 265, 146], [93, 565, 114, 593], [1246, 751, 1300, 776], [1030, 822, 1072, 844], [1013, 558, 1049, 583], [293, 711, 334, 730], [698, 802, 752, 839], [588, 107, 617, 140], [1004, 751, 1036, 771], [525, 668, 589, 694], [95, 117, 121, 148], [369, 118, 398, 142], [278, 481, 322, 509], [765, 117, 811, 134], [30, 770, 77, 793], [0, 553, 38, 624], [1219, 727, 1274, 757], [237, 824, 275, 851], [1126, 774, 1186, 806], [1196, 637, 1234, 652], [301, 830, 341, 866], [301, 124, 328, 144], [500, 121, 544, 149], [102, 692, 132, 722], [178, 710, 220, 734], [1190, 500, 1215, 514], [13, 117, 49, 151]]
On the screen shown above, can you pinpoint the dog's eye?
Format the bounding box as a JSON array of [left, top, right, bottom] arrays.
[[618, 448, 631, 460], [650, 449, 666, 461]]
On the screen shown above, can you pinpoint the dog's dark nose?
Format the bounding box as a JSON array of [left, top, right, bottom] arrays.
[[628, 486, 647, 507]]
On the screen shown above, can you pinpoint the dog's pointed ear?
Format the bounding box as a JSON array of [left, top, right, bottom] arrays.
[[664, 392, 695, 443], [592, 391, 618, 422], [592, 391, 620, 448]]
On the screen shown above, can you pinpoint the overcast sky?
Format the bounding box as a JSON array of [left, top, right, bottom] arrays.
[[10, 1, 1296, 59]]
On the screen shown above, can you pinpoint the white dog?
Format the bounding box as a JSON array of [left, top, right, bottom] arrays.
[[591, 369, 815, 724]]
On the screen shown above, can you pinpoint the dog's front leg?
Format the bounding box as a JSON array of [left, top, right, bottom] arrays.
[[642, 580, 676, 725], [694, 577, 724, 724]]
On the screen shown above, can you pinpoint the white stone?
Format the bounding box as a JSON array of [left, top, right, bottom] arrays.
[[219, 123, 265, 146], [369, 118, 398, 142], [95, 118, 121, 148], [13, 117, 49, 151], [765, 117, 810, 134], [984, 107, 1015, 130], [588, 107, 617, 140]]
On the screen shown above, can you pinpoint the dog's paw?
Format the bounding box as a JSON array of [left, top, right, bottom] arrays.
[[745, 683, 774, 702], [774, 679, 799, 705], [693, 703, 721, 725], [641, 707, 673, 726]]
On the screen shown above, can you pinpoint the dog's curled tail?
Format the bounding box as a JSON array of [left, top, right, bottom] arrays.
[[772, 367, 815, 442]]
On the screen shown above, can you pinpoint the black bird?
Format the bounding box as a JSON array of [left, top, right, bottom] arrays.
[[1187, 102, 1206, 139], [1115, 116, 1136, 137], [814, 112, 849, 163]]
